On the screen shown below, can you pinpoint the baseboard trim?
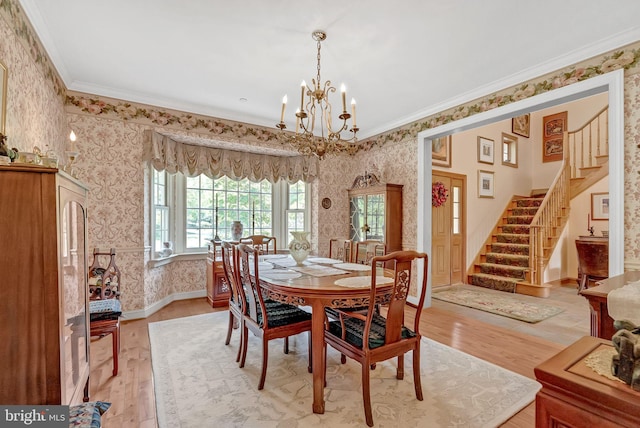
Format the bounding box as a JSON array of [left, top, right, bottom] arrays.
[[122, 289, 207, 320]]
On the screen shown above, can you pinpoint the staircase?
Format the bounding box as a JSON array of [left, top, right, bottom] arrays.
[[468, 194, 546, 296], [466, 106, 609, 298]]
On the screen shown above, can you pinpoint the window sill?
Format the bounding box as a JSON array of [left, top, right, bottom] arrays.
[[148, 252, 207, 268]]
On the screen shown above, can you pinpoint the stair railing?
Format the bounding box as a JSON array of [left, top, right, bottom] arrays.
[[528, 157, 571, 285], [529, 106, 607, 285], [568, 106, 608, 179]]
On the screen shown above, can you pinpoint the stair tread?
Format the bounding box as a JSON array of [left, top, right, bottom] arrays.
[[478, 262, 528, 271], [486, 252, 529, 259], [469, 273, 521, 283]]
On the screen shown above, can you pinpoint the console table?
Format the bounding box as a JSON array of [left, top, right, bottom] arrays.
[[580, 271, 640, 340], [535, 336, 640, 427]]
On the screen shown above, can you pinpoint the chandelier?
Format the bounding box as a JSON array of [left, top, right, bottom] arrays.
[[276, 30, 359, 159]]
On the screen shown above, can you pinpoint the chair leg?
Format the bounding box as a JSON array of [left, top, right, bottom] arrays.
[[578, 274, 588, 294], [413, 345, 423, 401], [307, 331, 312, 373], [112, 327, 119, 377], [258, 338, 269, 390], [225, 311, 234, 345], [284, 336, 289, 354], [239, 325, 249, 368], [362, 359, 374, 427], [341, 354, 346, 364], [235, 318, 243, 363], [397, 354, 404, 379]]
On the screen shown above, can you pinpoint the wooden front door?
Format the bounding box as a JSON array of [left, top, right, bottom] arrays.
[[432, 172, 466, 287]]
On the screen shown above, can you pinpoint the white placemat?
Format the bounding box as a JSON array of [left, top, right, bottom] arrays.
[[332, 262, 371, 271], [258, 262, 274, 270], [334, 276, 394, 288], [268, 257, 311, 267], [261, 271, 303, 281], [260, 254, 288, 260], [290, 265, 348, 277], [307, 257, 345, 264]]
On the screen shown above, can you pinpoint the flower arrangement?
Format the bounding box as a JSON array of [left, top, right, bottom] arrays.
[[432, 181, 448, 207]]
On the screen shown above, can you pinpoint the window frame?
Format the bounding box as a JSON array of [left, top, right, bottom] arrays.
[[149, 168, 309, 260]]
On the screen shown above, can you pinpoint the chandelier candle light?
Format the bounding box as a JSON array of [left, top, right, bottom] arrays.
[[276, 30, 359, 159]]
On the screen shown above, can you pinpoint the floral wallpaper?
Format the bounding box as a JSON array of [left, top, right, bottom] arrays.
[[4, 0, 640, 312]]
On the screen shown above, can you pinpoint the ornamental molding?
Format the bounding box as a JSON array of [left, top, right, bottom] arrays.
[[4, 0, 640, 154]]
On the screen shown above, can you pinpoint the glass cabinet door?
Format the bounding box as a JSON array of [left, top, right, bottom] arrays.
[[349, 195, 366, 242], [60, 197, 88, 404], [365, 194, 385, 240]]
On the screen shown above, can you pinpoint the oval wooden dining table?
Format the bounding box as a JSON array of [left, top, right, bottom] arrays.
[[257, 258, 393, 414]]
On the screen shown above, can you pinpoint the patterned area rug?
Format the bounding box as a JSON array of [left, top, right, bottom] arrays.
[[149, 312, 540, 427], [433, 286, 564, 323]]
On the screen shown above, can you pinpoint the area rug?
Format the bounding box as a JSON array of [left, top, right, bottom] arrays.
[[149, 312, 541, 428], [432, 286, 564, 323]]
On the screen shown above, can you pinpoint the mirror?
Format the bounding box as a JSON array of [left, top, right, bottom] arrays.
[[0, 60, 6, 135]]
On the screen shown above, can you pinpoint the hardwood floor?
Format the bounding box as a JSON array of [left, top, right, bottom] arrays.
[[90, 293, 577, 427]]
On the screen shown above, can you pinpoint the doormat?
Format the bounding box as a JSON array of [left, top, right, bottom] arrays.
[[432, 286, 564, 323]]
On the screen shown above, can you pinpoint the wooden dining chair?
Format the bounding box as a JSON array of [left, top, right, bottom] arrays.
[[323, 250, 429, 427], [236, 243, 312, 390], [240, 235, 277, 254], [88, 248, 122, 377], [329, 238, 353, 262], [221, 241, 244, 362], [354, 240, 386, 265]]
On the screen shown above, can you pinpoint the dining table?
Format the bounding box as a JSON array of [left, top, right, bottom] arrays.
[[255, 254, 394, 414]]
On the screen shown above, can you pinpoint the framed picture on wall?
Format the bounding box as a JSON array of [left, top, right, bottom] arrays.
[[591, 192, 609, 220], [478, 170, 494, 198], [477, 136, 494, 164], [432, 135, 452, 168], [542, 111, 567, 163], [512, 113, 530, 138]]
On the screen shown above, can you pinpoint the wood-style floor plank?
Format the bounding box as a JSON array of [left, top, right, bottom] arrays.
[[90, 298, 568, 427]]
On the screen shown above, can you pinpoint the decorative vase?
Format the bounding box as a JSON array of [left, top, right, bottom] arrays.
[[288, 231, 311, 266], [231, 221, 243, 241]]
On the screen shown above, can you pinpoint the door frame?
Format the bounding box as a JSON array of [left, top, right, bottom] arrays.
[[414, 69, 624, 307], [431, 171, 467, 287]]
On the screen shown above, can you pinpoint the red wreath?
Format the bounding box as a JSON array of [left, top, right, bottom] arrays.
[[432, 181, 449, 207]]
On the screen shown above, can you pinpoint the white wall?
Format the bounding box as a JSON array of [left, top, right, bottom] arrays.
[[530, 92, 609, 189]]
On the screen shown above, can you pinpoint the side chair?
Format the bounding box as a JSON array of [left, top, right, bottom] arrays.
[[236, 243, 312, 390], [240, 235, 277, 254], [354, 240, 386, 266], [329, 238, 353, 262], [323, 250, 429, 427], [221, 241, 244, 363]]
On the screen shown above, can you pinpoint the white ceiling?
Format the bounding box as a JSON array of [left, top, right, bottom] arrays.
[[19, 0, 640, 139]]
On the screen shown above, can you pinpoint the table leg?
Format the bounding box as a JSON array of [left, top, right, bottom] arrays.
[[311, 299, 325, 414]]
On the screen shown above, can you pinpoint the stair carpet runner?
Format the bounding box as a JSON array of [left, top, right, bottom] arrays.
[[469, 196, 544, 293]]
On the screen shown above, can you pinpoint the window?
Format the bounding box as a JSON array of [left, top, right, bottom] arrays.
[[502, 132, 518, 167], [286, 181, 306, 236], [152, 169, 170, 253], [150, 169, 308, 257], [186, 175, 273, 249]]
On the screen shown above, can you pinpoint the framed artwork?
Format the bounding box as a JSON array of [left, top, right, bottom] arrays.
[[512, 113, 530, 138], [591, 192, 609, 220], [431, 135, 452, 167], [477, 136, 494, 164], [478, 170, 494, 198], [542, 111, 567, 163]]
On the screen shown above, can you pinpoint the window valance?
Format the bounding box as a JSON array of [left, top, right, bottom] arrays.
[[143, 130, 319, 183]]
